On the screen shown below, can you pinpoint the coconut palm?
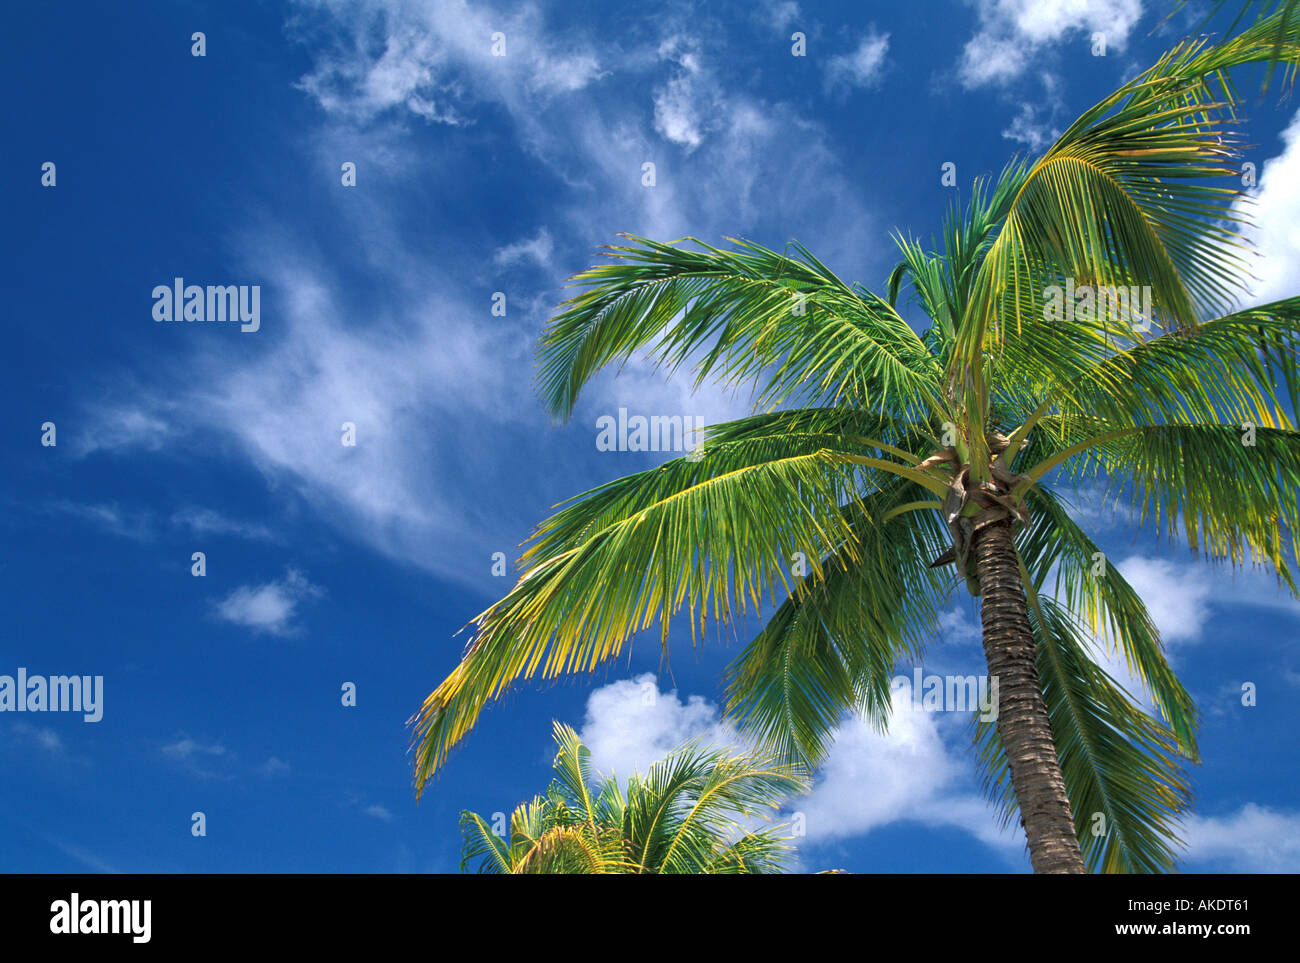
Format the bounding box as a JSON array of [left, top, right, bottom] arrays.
[[414, 14, 1300, 873], [458, 722, 807, 873]]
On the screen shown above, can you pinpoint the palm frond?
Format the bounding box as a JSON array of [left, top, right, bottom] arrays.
[[537, 234, 944, 420], [724, 490, 951, 767]]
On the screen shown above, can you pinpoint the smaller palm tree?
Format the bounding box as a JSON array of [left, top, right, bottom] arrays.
[[459, 722, 809, 873]]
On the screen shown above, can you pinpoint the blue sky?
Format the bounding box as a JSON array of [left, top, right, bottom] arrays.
[[2, 0, 1299, 873]]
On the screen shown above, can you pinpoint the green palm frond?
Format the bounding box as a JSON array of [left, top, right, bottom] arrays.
[[1018, 486, 1199, 758], [537, 234, 945, 420], [458, 810, 512, 873], [460, 722, 807, 873], [724, 489, 950, 767], [411, 413, 953, 792], [1164, 1, 1300, 90], [955, 14, 1300, 475], [1030, 421, 1300, 589], [1050, 297, 1300, 432]]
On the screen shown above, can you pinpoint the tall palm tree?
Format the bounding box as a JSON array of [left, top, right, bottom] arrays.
[[458, 722, 806, 873], [413, 15, 1300, 873]]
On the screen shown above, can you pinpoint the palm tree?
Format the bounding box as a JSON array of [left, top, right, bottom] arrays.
[[458, 722, 807, 873], [413, 14, 1300, 873]]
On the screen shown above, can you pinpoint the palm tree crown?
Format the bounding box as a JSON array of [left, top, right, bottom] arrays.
[[415, 13, 1300, 873], [459, 722, 807, 873]]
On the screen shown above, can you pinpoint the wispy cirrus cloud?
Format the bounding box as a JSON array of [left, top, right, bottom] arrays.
[[1182, 803, 1300, 872], [77, 0, 883, 594], [42, 500, 276, 544], [824, 28, 891, 94]]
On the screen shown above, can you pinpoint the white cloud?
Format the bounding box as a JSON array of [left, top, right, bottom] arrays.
[[72, 402, 177, 457], [577, 673, 1022, 864], [45, 502, 275, 545], [579, 674, 742, 780], [214, 568, 324, 637], [1001, 102, 1060, 151], [759, 0, 802, 33], [1182, 803, 1300, 872], [493, 226, 554, 269], [1241, 106, 1300, 306], [959, 0, 1143, 87], [45, 501, 153, 542], [651, 36, 727, 152], [824, 29, 890, 93], [161, 736, 234, 779], [257, 756, 291, 777], [365, 804, 396, 822], [171, 507, 275, 542], [162, 737, 228, 761], [292, 0, 604, 124], [11, 723, 65, 756], [1114, 556, 1215, 645], [1104, 555, 1300, 651], [938, 605, 983, 646], [81, 0, 882, 594]]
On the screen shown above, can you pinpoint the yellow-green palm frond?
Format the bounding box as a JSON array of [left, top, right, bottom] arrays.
[[537, 234, 945, 420], [954, 13, 1300, 473], [1018, 487, 1199, 758], [410, 406, 959, 792], [1049, 297, 1300, 432], [723, 488, 950, 768], [459, 722, 807, 873]]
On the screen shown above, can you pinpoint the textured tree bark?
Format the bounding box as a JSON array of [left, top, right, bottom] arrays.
[[973, 518, 1085, 874]]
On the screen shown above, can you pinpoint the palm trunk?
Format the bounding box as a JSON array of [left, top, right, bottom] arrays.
[[973, 518, 1085, 874]]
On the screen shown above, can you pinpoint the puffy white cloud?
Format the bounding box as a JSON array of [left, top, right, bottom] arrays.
[[579, 675, 742, 780], [959, 0, 1143, 87], [651, 37, 724, 152], [1113, 556, 1215, 645], [1241, 106, 1300, 306], [1103, 555, 1300, 652], [576, 673, 1022, 863], [1002, 102, 1060, 151], [214, 568, 324, 637]]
